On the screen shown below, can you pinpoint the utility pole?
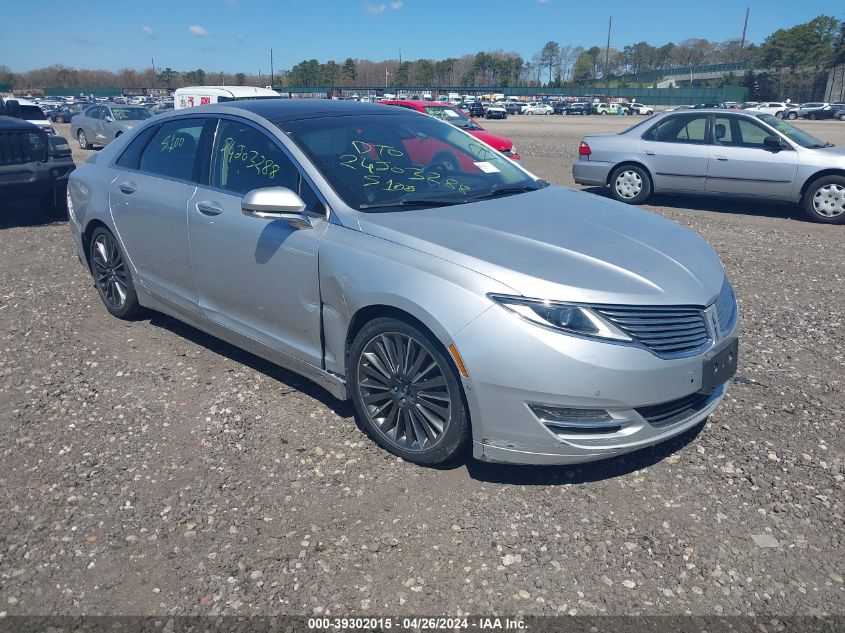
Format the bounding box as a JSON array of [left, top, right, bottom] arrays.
[[604, 15, 612, 88], [739, 7, 750, 55], [270, 49, 274, 89]]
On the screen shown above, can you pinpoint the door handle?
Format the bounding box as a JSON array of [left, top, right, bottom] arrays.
[[714, 155, 728, 161], [644, 151, 655, 156], [118, 182, 136, 194], [196, 201, 224, 216]]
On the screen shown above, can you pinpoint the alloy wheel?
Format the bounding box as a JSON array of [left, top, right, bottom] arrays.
[[812, 184, 845, 218], [78, 131, 88, 149], [356, 332, 453, 452], [615, 170, 643, 199], [91, 233, 129, 310]]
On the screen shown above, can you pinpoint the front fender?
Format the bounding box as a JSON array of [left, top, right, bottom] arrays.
[[318, 223, 515, 376]]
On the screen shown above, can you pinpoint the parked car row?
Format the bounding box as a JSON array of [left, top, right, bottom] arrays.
[[573, 108, 845, 224]]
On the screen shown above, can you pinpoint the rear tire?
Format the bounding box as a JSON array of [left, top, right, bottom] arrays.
[[802, 175, 845, 224], [609, 164, 652, 204], [88, 227, 142, 319], [808, 113, 817, 121], [348, 317, 470, 466]]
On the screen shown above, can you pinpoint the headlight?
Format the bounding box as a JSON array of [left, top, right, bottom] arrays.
[[489, 294, 632, 342], [27, 132, 45, 152]]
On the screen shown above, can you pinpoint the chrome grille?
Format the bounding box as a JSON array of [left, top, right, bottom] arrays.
[[714, 280, 737, 336], [593, 305, 710, 357]]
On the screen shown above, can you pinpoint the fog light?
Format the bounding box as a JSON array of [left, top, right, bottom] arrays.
[[529, 404, 624, 435], [529, 405, 612, 422]]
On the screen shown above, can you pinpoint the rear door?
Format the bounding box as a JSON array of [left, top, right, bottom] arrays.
[[92, 107, 110, 145], [639, 112, 710, 192], [109, 117, 209, 311], [705, 114, 799, 198]]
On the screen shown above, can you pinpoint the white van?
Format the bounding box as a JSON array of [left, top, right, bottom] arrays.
[[174, 86, 280, 109]]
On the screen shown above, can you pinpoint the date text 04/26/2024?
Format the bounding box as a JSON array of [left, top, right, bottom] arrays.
[[306, 616, 526, 630]]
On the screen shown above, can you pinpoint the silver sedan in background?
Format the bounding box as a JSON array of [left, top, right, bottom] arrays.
[[70, 103, 153, 149], [67, 100, 738, 467], [573, 109, 845, 223]]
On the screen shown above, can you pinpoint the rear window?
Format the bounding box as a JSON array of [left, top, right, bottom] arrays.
[[20, 105, 47, 120]]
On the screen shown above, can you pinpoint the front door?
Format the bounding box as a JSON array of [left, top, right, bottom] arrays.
[[639, 112, 710, 193], [187, 117, 327, 367], [109, 117, 206, 311], [705, 114, 799, 198]]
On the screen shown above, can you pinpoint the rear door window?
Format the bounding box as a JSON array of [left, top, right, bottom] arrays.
[[138, 118, 205, 182], [642, 114, 709, 144]]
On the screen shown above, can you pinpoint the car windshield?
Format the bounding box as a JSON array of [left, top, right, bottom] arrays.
[[420, 106, 481, 130], [281, 112, 540, 212], [755, 114, 829, 148], [111, 107, 153, 121]]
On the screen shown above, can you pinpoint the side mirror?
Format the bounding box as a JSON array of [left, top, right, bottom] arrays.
[[4, 99, 21, 118], [763, 135, 783, 151], [241, 187, 311, 229], [105, 116, 114, 123]]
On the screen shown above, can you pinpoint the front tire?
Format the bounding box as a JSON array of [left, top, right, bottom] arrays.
[[609, 164, 652, 204], [787, 111, 797, 120], [77, 130, 91, 149], [808, 113, 817, 121], [348, 318, 470, 466], [803, 175, 845, 224], [88, 227, 142, 318]]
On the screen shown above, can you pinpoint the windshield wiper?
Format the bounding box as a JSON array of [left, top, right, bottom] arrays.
[[466, 185, 541, 202], [358, 196, 470, 210]]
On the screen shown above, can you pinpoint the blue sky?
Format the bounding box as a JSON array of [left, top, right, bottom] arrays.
[[3, 0, 843, 73]]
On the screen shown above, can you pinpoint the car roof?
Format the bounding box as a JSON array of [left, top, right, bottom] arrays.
[[225, 98, 418, 122]]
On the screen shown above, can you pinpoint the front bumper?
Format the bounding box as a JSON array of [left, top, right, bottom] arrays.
[[572, 159, 612, 187], [453, 304, 738, 465], [0, 156, 75, 197]]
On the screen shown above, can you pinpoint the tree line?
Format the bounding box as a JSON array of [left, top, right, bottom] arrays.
[[2, 14, 842, 99]]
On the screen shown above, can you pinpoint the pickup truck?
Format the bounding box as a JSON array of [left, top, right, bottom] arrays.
[[594, 102, 629, 115], [0, 99, 75, 213]]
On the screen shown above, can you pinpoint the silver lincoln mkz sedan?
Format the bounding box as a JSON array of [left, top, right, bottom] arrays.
[[67, 100, 739, 466]]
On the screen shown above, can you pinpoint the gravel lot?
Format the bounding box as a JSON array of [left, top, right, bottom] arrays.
[[1, 115, 843, 619]]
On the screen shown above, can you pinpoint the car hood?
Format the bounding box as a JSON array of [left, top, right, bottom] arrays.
[[357, 186, 725, 306], [467, 129, 513, 151], [807, 144, 845, 160]]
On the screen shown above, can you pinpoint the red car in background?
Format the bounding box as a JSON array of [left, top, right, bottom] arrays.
[[379, 100, 521, 162]]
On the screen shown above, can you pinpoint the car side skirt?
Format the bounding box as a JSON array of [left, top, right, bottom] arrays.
[[136, 284, 349, 401]]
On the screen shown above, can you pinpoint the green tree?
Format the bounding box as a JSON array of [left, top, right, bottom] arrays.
[[157, 67, 175, 89], [235, 72, 246, 86], [342, 57, 357, 82], [183, 68, 205, 86], [573, 52, 594, 83], [414, 59, 435, 86], [586, 46, 602, 78], [392, 61, 411, 87], [539, 41, 560, 84]]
